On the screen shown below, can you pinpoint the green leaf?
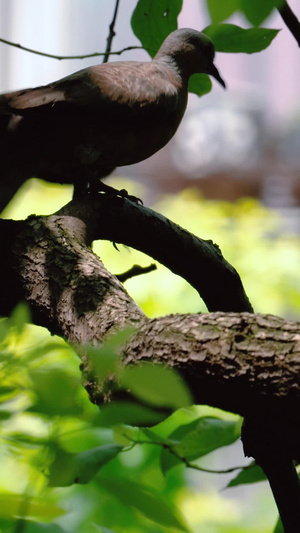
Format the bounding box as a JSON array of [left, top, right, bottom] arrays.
[[227, 463, 267, 487], [49, 444, 123, 487], [188, 73, 212, 97], [0, 491, 64, 520], [100, 477, 189, 532], [174, 416, 242, 457], [86, 327, 134, 381], [75, 444, 124, 484], [204, 24, 280, 53], [161, 416, 242, 473], [48, 447, 79, 487], [0, 385, 20, 397], [142, 427, 177, 445], [97, 401, 166, 427], [240, 0, 283, 26], [29, 368, 81, 416], [8, 432, 49, 446], [207, 0, 240, 24], [22, 341, 71, 363], [273, 517, 284, 533], [93, 526, 117, 533], [0, 318, 10, 343], [0, 409, 12, 420], [113, 425, 137, 446], [10, 302, 31, 335], [121, 363, 192, 410], [131, 0, 183, 57], [19, 521, 68, 533]]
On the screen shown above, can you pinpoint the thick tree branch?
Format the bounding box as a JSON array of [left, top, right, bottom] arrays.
[[278, 1, 300, 47], [242, 417, 300, 532], [0, 195, 297, 419], [119, 312, 300, 419], [58, 195, 253, 313]]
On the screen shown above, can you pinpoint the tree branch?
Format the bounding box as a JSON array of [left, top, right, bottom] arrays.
[[2, 194, 299, 526], [103, 0, 121, 64], [278, 0, 300, 47], [116, 263, 157, 283], [0, 37, 142, 61], [57, 195, 253, 313], [0, 195, 297, 418], [243, 416, 300, 532]]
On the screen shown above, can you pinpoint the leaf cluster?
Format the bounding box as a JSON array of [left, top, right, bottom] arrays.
[[131, 0, 280, 96], [0, 309, 272, 532]]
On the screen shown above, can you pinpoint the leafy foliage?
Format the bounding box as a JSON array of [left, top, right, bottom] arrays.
[[0, 310, 263, 532], [131, 0, 280, 97], [98, 477, 189, 532], [207, 0, 284, 26], [206, 0, 240, 24], [48, 444, 124, 487], [203, 24, 280, 54], [227, 463, 267, 487], [273, 517, 284, 532], [121, 363, 192, 410], [131, 0, 183, 56], [159, 416, 242, 473], [240, 0, 283, 27], [188, 74, 212, 97]]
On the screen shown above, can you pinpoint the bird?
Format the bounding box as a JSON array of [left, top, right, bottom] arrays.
[[0, 28, 225, 212]]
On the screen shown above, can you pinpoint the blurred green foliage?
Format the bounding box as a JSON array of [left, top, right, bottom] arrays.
[[0, 308, 253, 532]]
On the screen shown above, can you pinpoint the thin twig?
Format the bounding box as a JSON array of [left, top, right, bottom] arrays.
[[277, 0, 300, 47], [116, 263, 157, 283], [103, 0, 121, 63], [130, 438, 253, 474], [0, 37, 142, 61]]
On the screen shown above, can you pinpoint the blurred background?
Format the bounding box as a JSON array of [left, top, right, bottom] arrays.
[[0, 1, 299, 532]]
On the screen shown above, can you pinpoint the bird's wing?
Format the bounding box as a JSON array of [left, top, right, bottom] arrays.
[[0, 61, 180, 116], [0, 68, 104, 114]]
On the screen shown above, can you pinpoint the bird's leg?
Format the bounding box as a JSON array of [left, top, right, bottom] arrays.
[[72, 179, 89, 200], [72, 174, 143, 205], [91, 178, 143, 205]]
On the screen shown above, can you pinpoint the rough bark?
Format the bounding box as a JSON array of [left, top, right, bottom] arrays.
[[58, 195, 253, 312], [0, 195, 298, 421], [2, 193, 300, 529]]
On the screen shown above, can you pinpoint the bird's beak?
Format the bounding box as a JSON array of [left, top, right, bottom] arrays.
[[208, 64, 226, 89]]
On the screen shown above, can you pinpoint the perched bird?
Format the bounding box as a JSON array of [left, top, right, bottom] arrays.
[[0, 28, 225, 211]]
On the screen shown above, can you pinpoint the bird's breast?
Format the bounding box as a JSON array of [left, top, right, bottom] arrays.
[[78, 91, 188, 167]]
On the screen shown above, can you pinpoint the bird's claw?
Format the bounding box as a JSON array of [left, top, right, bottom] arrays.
[[118, 189, 143, 205]]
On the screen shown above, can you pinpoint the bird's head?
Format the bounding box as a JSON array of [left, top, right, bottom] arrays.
[[155, 28, 225, 88]]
